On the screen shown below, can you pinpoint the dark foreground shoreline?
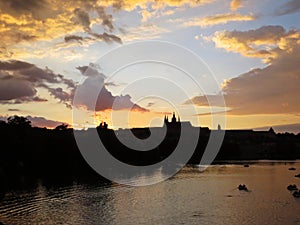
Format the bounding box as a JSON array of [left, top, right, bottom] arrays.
[[0, 122, 299, 193]]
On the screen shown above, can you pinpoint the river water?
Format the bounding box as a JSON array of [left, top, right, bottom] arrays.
[[1, 161, 300, 225]]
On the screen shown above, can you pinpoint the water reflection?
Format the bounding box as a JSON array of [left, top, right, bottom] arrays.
[[0, 161, 300, 225]]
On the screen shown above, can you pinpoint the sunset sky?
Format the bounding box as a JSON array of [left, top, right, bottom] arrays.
[[0, 0, 300, 132]]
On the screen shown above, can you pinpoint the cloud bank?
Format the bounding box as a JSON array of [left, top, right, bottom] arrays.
[[0, 60, 74, 105], [0, 0, 215, 58], [26, 116, 66, 128], [212, 25, 300, 62], [275, 0, 300, 16], [186, 27, 300, 115], [75, 65, 148, 112]]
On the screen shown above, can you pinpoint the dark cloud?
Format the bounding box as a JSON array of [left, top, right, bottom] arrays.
[[104, 82, 120, 87], [96, 87, 148, 112], [26, 116, 67, 128], [0, 60, 33, 70], [31, 96, 48, 102], [0, 60, 74, 105], [76, 64, 105, 77], [64, 35, 84, 43], [96, 6, 114, 32], [73, 8, 91, 31], [0, 79, 36, 101], [76, 66, 89, 74], [147, 102, 155, 107], [1, 96, 47, 104], [8, 109, 20, 112], [75, 65, 147, 112], [22, 66, 66, 84], [275, 0, 300, 16], [67, 7, 122, 45], [185, 44, 300, 115], [64, 30, 123, 46], [112, 1, 124, 10], [0, 60, 75, 87], [12, 96, 47, 104], [0, 0, 52, 20], [48, 87, 73, 105], [227, 25, 286, 41], [89, 32, 122, 44], [65, 4, 122, 45]]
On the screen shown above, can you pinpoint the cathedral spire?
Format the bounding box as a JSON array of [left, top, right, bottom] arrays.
[[171, 112, 176, 123]]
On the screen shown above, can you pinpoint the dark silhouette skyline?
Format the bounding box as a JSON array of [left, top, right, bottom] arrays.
[[0, 114, 299, 194]]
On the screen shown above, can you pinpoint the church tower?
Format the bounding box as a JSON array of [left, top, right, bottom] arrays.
[[171, 112, 176, 123], [164, 115, 169, 123], [164, 112, 182, 128]]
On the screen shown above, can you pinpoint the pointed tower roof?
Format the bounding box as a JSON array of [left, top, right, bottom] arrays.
[[269, 127, 275, 133]]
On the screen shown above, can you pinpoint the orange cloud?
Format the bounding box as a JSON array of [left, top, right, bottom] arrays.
[[107, 0, 213, 11], [0, 0, 215, 59], [0, 0, 122, 59], [186, 29, 300, 115], [230, 0, 242, 11], [182, 13, 256, 27], [211, 26, 300, 62]]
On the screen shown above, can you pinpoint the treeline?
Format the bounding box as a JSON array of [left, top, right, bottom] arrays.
[[0, 116, 300, 192], [0, 116, 109, 192]]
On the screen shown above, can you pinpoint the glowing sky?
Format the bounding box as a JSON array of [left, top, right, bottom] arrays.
[[0, 0, 300, 132]]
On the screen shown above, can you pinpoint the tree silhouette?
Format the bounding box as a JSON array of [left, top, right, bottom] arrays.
[[55, 123, 69, 130], [97, 122, 108, 129], [7, 115, 31, 128], [0, 120, 6, 127]]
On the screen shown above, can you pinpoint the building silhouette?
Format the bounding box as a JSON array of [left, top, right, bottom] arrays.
[[164, 112, 180, 126], [164, 112, 193, 129]]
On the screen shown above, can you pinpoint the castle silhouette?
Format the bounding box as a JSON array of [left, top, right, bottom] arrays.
[[164, 112, 192, 129], [164, 112, 180, 125]]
